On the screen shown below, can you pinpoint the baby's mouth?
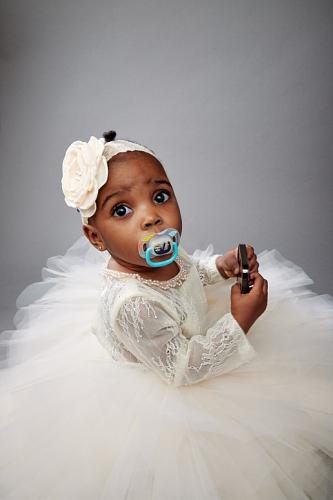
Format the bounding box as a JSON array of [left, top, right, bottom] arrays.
[[138, 228, 180, 268]]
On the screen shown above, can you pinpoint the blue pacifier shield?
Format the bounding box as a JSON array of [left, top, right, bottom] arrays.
[[138, 228, 180, 268]]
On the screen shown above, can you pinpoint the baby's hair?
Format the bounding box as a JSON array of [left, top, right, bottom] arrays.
[[103, 129, 159, 161], [103, 130, 117, 142]]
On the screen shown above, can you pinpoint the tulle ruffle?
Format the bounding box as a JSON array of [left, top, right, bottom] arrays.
[[1, 237, 333, 499]]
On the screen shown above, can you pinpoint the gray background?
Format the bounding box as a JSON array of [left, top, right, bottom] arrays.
[[1, 0, 333, 331]]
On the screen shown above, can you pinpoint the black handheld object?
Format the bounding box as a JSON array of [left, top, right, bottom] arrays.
[[237, 244, 253, 294]]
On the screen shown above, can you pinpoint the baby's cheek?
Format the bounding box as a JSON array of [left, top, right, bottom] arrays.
[[132, 241, 143, 262]]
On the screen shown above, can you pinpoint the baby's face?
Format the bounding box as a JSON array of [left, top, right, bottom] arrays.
[[85, 151, 182, 271]]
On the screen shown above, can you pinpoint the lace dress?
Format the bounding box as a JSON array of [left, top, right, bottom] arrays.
[[1, 237, 333, 499], [95, 245, 257, 386]]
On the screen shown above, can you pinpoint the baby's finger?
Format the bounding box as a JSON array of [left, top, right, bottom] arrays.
[[251, 272, 265, 290], [231, 281, 242, 296], [263, 278, 268, 295], [246, 245, 254, 259], [249, 259, 259, 275], [249, 263, 259, 280], [248, 250, 257, 264]]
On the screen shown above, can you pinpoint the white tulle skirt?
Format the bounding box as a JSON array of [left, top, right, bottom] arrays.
[[1, 237, 333, 500]]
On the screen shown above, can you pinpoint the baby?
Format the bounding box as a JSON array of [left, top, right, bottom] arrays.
[[1, 129, 331, 499], [62, 130, 268, 385]]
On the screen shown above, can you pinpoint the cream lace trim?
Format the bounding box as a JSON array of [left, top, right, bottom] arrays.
[[102, 256, 189, 290]]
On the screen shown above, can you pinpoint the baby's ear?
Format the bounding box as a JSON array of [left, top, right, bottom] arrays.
[[82, 223, 104, 251]]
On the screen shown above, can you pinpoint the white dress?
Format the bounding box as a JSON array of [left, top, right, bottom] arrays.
[[1, 237, 333, 499]]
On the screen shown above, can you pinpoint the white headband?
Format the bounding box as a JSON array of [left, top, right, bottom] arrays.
[[61, 136, 159, 224]]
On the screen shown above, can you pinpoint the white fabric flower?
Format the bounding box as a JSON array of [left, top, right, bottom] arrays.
[[61, 136, 108, 220]]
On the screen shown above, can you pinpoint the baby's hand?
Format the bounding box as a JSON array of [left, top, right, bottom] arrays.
[[230, 271, 268, 334], [217, 245, 259, 280]]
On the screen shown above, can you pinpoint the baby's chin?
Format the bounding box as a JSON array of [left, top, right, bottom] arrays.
[[136, 254, 168, 266], [129, 249, 172, 267], [146, 253, 172, 263]]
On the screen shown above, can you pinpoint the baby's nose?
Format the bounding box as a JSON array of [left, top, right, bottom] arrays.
[[142, 211, 163, 229], [143, 217, 162, 229]]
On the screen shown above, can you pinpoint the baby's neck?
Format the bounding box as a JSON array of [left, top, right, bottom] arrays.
[[107, 258, 180, 282]]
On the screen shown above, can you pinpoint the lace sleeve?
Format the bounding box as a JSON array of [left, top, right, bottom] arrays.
[[191, 251, 226, 286], [113, 296, 257, 386]]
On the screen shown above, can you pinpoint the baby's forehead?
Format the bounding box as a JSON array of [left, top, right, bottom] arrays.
[[109, 150, 164, 168], [106, 152, 169, 185]]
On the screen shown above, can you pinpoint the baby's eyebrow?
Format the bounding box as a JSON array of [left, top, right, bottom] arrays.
[[153, 179, 172, 187], [101, 179, 172, 208]]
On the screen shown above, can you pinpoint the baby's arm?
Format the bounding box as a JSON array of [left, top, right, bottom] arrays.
[[180, 246, 227, 286], [112, 296, 257, 387]]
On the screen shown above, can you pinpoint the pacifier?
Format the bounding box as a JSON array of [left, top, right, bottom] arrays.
[[138, 228, 180, 268]]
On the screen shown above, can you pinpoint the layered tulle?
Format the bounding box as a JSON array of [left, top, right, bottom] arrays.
[[1, 237, 333, 499]]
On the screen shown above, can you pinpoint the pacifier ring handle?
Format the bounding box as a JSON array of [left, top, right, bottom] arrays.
[[145, 242, 178, 268]]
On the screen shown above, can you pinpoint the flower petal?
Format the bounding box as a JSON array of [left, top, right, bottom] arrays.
[[61, 136, 106, 219], [95, 156, 108, 188]]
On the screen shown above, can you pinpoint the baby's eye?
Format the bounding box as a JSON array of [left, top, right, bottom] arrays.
[[111, 205, 133, 218], [154, 190, 170, 204]]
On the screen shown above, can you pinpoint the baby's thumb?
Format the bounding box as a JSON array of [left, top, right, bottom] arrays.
[[231, 281, 241, 296]]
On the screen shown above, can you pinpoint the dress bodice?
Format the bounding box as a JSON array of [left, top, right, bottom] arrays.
[[93, 245, 256, 386]]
